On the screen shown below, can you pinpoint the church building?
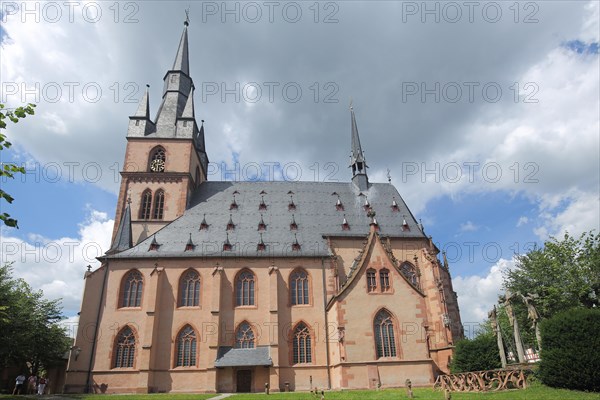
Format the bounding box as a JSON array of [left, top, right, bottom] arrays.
[[64, 20, 463, 394]]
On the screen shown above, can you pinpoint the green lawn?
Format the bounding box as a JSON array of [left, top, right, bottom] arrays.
[[1, 384, 599, 399]]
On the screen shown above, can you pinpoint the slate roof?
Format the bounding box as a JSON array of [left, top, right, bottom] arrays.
[[214, 346, 272, 367], [106, 181, 426, 259]]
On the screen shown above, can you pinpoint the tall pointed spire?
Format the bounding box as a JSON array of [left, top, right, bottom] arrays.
[[154, 18, 194, 136], [182, 85, 195, 119], [349, 103, 369, 190], [172, 19, 190, 76]]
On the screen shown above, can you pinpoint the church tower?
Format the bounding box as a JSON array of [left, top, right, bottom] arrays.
[[112, 20, 208, 245]]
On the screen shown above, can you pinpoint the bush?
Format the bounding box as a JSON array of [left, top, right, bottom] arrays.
[[538, 308, 600, 391], [450, 334, 501, 373]]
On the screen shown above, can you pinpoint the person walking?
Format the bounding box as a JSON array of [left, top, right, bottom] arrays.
[[37, 376, 48, 395], [12, 373, 26, 395]]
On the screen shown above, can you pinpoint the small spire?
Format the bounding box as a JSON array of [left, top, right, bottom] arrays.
[[418, 218, 425, 233], [133, 85, 150, 119], [107, 202, 133, 254], [181, 85, 195, 119]]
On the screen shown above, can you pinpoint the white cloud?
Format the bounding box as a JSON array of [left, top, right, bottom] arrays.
[[459, 221, 479, 232], [0, 210, 113, 315], [516, 216, 529, 227], [453, 258, 515, 325]]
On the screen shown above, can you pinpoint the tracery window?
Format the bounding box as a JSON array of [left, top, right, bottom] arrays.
[[290, 269, 309, 305], [400, 262, 419, 287], [114, 326, 136, 368], [175, 325, 197, 367], [374, 309, 396, 358], [139, 190, 152, 219], [179, 270, 200, 307], [292, 323, 312, 364], [236, 270, 255, 306], [152, 190, 165, 220], [120, 270, 143, 308], [235, 322, 255, 349]]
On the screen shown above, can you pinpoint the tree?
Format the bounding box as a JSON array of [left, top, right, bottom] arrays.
[[503, 231, 600, 319], [538, 308, 600, 391], [0, 263, 70, 376], [450, 334, 501, 373], [0, 103, 36, 228]]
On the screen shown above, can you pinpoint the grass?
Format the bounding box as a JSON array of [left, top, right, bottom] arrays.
[[1, 383, 599, 399]]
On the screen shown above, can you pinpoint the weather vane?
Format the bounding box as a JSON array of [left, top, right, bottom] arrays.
[[184, 7, 190, 25], [349, 98, 353, 110], [387, 168, 392, 183]]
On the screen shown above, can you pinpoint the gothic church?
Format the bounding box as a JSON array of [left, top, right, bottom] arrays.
[[64, 20, 463, 394]]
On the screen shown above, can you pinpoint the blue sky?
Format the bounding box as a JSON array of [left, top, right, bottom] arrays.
[[0, 1, 598, 327]]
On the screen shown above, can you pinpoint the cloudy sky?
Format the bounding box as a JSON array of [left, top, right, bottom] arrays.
[[1, 1, 598, 333]]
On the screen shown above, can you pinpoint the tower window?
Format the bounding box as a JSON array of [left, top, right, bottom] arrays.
[[139, 190, 152, 220], [152, 190, 165, 220]]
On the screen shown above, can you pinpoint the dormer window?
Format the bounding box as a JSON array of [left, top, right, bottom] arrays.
[[223, 233, 232, 251], [292, 234, 301, 251], [257, 233, 266, 251], [391, 198, 399, 212], [290, 215, 298, 231], [199, 214, 209, 230], [364, 197, 370, 211], [149, 236, 160, 251], [288, 195, 296, 211], [185, 234, 195, 251], [336, 197, 344, 211], [227, 214, 235, 231], [259, 196, 267, 211], [342, 215, 350, 231], [230, 195, 238, 210], [258, 215, 266, 231], [402, 216, 410, 231]]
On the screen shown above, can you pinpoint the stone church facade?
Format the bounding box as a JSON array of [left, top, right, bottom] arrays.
[[64, 21, 463, 394]]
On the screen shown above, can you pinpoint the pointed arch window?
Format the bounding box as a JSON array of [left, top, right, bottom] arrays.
[[292, 323, 312, 364], [176, 325, 197, 367], [139, 190, 152, 219], [400, 262, 419, 287], [148, 146, 166, 172], [290, 269, 309, 305], [179, 270, 200, 307], [235, 322, 255, 348], [380, 269, 390, 292], [236, 270, 255, 306], [366, 269, 377, 292], [114, 326, 136, 368], [374, 310, 397, 358], [152, 190, 165, 220], [120, 270, 143, 308]]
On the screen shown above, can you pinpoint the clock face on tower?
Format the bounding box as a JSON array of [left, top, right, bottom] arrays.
[[150, 159, 165, 172]]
